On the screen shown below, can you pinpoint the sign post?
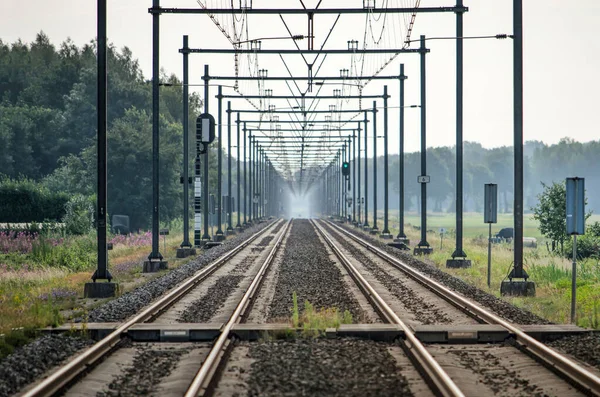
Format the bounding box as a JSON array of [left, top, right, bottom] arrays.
[[484, 184, 498, 288], [566, 177, 585, 323], [439, 227, 446, 250]]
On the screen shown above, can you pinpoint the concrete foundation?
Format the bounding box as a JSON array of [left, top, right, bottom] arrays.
[[143, 260, 168, 273], [414, 246, 433, 255], [501, 280, 536, 297], [446, 259, 472, 268], [379, 233, 393, 240], [369, 228, 379, 235], [388, 242, 410, 251], [176, 248, 197, 258], [226, 229, 236, 236], [84, 282, 118, 298], [204, 241, 222, 250], [394, 237, 410, 245], [213, 234, 226, 242]]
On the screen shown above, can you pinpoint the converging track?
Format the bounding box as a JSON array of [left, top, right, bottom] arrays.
[[17, 218, 600, 397]]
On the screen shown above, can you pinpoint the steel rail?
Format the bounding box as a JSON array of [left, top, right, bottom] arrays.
[[312, 220, 464, 397], [325, 220, 600, 396], [22, 220, 282, 397], [185, 219, 291, 397]]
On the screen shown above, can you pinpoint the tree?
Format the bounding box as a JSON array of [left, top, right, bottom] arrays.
[[531, 181, 590, 253]]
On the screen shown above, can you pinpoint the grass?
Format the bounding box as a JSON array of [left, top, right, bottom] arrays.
[[290, 291, 353, 337], [0, 224, 199, 358], [373, 212, 600, 329]]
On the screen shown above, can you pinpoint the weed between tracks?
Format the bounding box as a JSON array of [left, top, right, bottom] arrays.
[[289, 291, 353, 338]]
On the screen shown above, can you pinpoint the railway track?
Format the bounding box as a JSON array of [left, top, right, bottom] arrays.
[[316, 218, 600, 396], [21, 219, 289, 397], [15, 218, 600, 397]]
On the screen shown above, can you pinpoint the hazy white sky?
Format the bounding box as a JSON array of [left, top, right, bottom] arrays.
[[2, 0, 600, 155]]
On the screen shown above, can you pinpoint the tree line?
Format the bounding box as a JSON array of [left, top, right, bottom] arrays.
[[1, 33, 598, 231]]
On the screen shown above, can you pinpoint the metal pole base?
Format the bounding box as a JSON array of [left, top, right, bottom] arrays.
[[414, 246, 433, 255], [213, 234, 226, 242], [176, 247, 197, 258], [446, 258, 472, 268], [394, 237, 410, 245], [143, 260, 168, 273], [379, 233, 393, 240], [369, 229, 379, 235], [226, 229, 236, 236], [84, 282, 118, 298], [500, 280, 536, 297]]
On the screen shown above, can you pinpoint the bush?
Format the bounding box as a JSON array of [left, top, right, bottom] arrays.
[[63, 194, 95, 235], [564, 222, 600, 260], [0, 177, 68, 222]]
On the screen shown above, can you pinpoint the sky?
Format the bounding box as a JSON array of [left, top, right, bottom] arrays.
[[2, 0, 600, 156]]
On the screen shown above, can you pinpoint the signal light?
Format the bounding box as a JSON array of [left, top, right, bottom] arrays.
[[342, 162, 350, 176]]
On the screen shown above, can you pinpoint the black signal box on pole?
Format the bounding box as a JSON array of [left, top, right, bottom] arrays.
[[342, 162, 350, 176]]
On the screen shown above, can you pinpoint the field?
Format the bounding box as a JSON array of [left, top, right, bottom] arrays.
[[0, 224, 194, 357], [394, 211, 600, 240], [381, 211, 600, 328]]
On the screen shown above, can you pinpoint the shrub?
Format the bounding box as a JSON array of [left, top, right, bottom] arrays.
[[63, 194, 95, 235], [0, 177, 68, 222]]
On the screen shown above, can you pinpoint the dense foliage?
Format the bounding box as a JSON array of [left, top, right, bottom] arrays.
[[0, 33, 206, 230], [0, 177, 68, 222]]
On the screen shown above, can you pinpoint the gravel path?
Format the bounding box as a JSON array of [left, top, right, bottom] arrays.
[[547, 333, 600, 371], [337, 222, 549, 325], [268, 219, 363, 321], [323, 223, 453, 325], [247, 338, 413, 397], [0, 335, 94, 397], [88, 221, 273, 323]]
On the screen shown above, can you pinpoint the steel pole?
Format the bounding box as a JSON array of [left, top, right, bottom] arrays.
[[452, 0, 467, 259], [513, 0, 525, 278], [417, 35, 431, 252], [202, 65, 211, 241], [352, 132, 356, 223], [382, 86, 390, 235], [248, 132, 253, 223], [363, 112, 369, 228], [93, 0, 110, 281], [180, 35, 192, 248], [397, 64, 407, 241], [149, 0, 163, 259], [236, 113, 241, 229], [372, 101, 378, 232], [215, 86, 224, 239], [357, 123, 362, 225], [227, 102, 233, 232], [243, 124, 247, 225]]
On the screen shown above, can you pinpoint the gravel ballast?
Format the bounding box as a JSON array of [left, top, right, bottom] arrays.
[[96, 344, 186, 397], [88, 220, 273, 323], [0, 221, 273, 397], [248, 338, 413, 397], [323, 222, 453, 325], [0, 334, 94, 397], [547, 333, 600, 371], [337, 222, 549, 325], [268, 219, 363, 321]]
